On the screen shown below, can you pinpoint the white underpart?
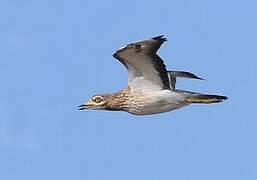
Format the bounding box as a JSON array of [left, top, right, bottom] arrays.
[[129, 89, 189, 115]]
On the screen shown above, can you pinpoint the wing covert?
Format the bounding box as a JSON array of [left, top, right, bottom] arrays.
[[113, 36, 170, 91]]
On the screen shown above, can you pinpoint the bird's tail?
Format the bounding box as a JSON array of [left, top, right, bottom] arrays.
[[185, 93, 228, 104]]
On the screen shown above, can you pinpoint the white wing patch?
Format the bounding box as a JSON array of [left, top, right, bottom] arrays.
[[125, 53, 165, 91], [113, 36, 170, 91]]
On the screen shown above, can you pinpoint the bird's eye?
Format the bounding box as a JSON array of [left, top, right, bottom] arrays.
[[93, 96, 102, 103]]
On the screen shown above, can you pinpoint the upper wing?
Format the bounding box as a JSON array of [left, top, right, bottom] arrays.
[[113, 36, 170, 91]]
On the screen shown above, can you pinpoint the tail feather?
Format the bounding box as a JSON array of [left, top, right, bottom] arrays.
[[186, 94, 228, 104]]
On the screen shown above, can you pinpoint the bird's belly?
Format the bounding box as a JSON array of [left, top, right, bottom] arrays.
[[130, 90, 188, 115], [132, 101, 185, 115]]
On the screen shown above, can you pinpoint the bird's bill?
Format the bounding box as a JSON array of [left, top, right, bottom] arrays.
[[78, 102, 94, 110]]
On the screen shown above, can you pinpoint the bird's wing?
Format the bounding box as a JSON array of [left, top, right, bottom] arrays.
[[168, 71, 204, 89], [113, 36, 170, 91]]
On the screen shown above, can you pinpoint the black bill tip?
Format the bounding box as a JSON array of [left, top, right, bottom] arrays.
[[78, 104, 85, 110]]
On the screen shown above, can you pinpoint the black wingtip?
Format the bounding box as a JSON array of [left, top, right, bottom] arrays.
[[113, 53, 120, 59], [194, 75, 205, 81], [184, 72, 204, 80], [168, 71, 205, 81], [152, 35, 167, 42]]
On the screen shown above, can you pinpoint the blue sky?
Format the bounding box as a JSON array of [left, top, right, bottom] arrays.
[[0, 0, 257, 179]]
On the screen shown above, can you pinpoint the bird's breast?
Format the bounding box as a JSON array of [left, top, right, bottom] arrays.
[[128, 90, 188, 115]]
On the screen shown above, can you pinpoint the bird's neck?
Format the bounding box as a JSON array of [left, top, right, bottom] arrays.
[[105, 87, 132, 111]]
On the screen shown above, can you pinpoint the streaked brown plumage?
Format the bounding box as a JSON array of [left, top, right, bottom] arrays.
[[79, 36, 227, 115]]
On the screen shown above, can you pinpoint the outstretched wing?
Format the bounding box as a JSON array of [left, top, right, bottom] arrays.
[[113, 36, 170, 91], [168, 71, 204, 89]]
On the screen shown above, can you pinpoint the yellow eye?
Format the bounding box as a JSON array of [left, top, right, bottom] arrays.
[[93, 96, 102, 103]]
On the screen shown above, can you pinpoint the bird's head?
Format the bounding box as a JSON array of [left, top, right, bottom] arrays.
[[79, 94, 110, 110]]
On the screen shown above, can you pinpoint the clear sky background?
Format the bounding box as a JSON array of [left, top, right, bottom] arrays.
[[0, 0, 257, 179]]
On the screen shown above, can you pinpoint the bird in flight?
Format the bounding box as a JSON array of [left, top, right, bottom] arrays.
[[79, 36, 227, 115]]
